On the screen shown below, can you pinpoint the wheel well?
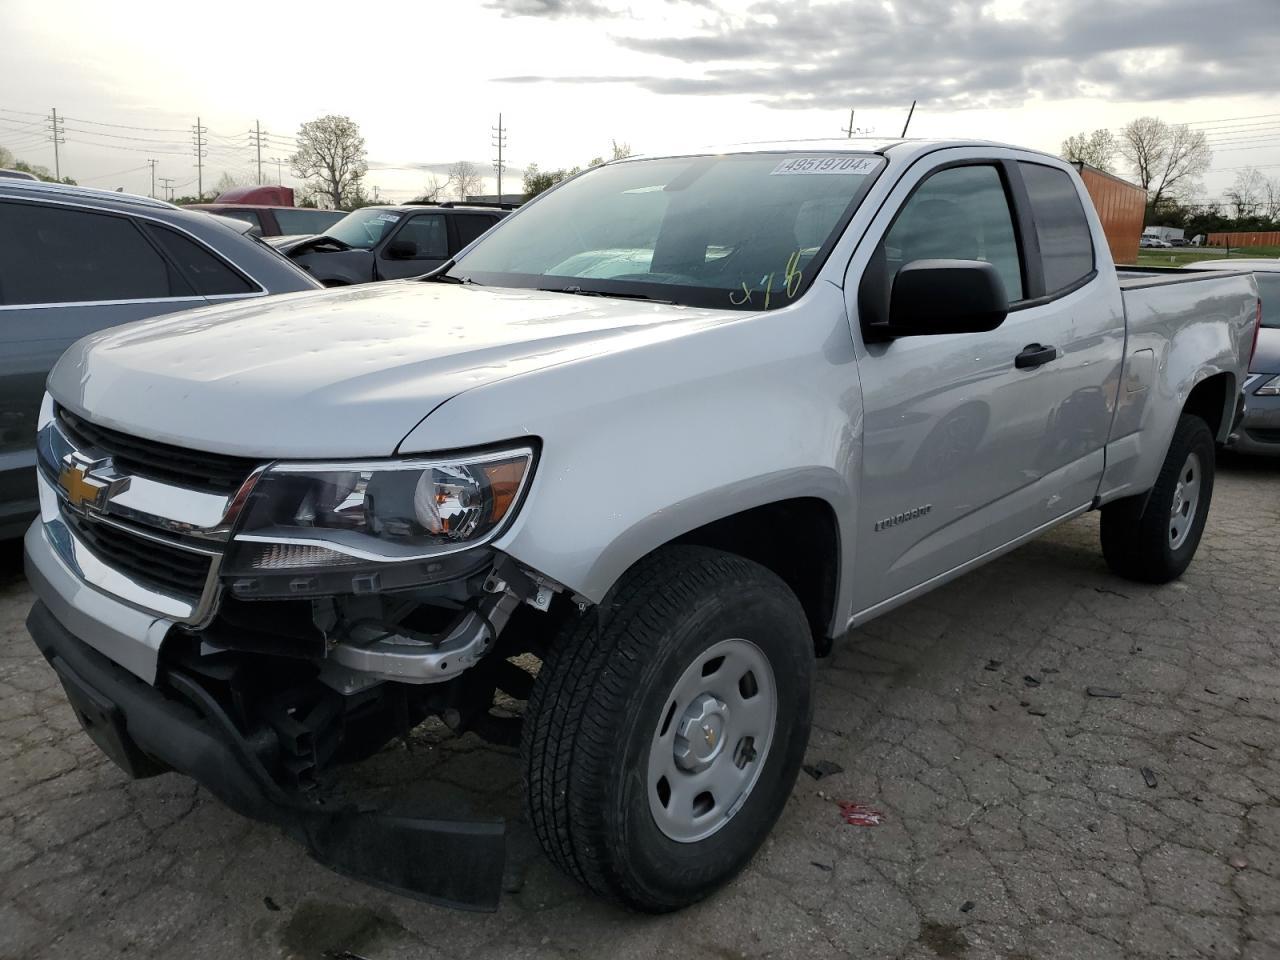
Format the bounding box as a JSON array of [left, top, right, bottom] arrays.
[[1183, 373, 1232, 440], [672, 498, 839, 652]]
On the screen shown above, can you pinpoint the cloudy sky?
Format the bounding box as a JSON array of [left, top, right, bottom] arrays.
[[1, 0, 1277, 202]]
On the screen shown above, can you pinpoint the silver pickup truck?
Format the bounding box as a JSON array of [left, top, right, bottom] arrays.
[[23, 139, 1260, 913]]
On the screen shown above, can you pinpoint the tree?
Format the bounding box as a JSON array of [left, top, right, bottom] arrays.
[[420, 172, 448, 202], [10, 159, 75, 185], [523, 163, 566, 198], [1060, 129, 1117, 172], [609, 139, 633, 161], [445, 160, 483, 200], [1263, 177, 1280, 223], [0, 145, 13, 168], [213, 171, 247, 196], [290, 115, 368, 210], [1118, 117, 1211, 212], [1226, 167, 1265, 219]]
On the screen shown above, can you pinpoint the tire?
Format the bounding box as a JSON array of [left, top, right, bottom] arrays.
[[521, 546, 814, 912], [1101, 414, 1216, 583]]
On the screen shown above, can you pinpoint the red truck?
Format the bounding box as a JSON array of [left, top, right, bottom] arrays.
[[185, 185, 345, 237]]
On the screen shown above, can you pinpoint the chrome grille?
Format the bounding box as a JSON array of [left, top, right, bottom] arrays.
[[57, 407, 258, 492], [67, 514, 213, 599]]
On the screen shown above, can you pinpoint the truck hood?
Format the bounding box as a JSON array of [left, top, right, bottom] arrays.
[[49, 282, 738, 458]]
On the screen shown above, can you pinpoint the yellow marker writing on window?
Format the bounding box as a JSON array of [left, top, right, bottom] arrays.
[[785, 250, 803, 297]]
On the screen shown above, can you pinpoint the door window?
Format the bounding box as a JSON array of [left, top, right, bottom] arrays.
[[454, 214, 496, 249], [1018, 162, 1094, 294], [0, 200, 174, 305], [389, 215, 447, 259], [882, 165, 1023, 301], [143, 223, 256, 296]]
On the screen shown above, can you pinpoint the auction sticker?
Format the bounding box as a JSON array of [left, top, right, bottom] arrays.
[[374, 213, 401, 223], [770, 157, 876, 175]]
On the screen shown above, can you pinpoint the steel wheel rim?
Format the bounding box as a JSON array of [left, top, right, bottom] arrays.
[[646, 638, 778, 843], [1169, 451, 1201, 550]]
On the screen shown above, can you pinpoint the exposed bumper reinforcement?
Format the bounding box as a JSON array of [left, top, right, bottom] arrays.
[[26, 601, 506, 911]]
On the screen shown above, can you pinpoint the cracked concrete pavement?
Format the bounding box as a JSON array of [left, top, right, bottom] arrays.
[[1, 456, 1277, 959]]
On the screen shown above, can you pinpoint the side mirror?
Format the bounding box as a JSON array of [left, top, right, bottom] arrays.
[[876, 259, 1009, 339], [385, 239, 417, 260]]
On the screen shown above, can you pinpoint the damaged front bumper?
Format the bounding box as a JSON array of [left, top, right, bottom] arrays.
[[26, 599, 508, 911]]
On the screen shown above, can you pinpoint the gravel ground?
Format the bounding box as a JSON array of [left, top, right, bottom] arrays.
[[1, 456, 1277, 960]]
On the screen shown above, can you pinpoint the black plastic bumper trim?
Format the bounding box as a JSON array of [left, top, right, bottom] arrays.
[[25, 601, 506, 911]]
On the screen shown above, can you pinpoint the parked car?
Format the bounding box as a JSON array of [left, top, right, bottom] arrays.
[[1140, 236, 1171, 248], [183, 202, 345, 238], [0, 179, 322, 539], [1183, 259, 1280, 455], [269, 202, 512, 285], [23, 140, 1258, 913]]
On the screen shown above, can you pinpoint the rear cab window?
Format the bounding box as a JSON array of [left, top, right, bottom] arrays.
[[1018, 162, 1095, 295]]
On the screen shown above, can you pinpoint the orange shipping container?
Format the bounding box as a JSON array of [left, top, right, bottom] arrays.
[[1072, 163, 1146, 266], [1207, 231, 1280, 248]]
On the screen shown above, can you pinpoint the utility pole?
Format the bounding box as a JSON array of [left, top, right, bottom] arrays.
[[491, 113, 508, 204], [268, 156, 285, 184], [191, 116, 208, 199], [249, 120, 267, 185], [900, 100, 917, 138], [843, 108, 856, 138], [158, 177, 175, 201], [147, 159, 158, 198], [47, 107, 65, 180]]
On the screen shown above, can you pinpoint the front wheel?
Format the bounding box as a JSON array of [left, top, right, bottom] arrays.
[[1101, 414, 1216, 583], [521, 546, 814, 912]]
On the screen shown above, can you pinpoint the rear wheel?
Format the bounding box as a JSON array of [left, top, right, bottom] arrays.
[[1101, 414, 1216, 583], [521, 546, 814, 912]]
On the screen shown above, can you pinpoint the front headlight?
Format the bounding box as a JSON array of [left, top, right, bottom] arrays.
[[226, 445, 535, 577], [1256, 375, 1280, 396]]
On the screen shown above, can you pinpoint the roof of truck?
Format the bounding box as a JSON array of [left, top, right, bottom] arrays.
[[619, 137, 1060, 164]]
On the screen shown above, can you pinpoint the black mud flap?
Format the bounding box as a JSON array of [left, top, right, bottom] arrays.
[[27, 602, 507, 912]]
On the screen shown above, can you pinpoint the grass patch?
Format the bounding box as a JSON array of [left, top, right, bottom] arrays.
[[1128, 245, 1280, 268]]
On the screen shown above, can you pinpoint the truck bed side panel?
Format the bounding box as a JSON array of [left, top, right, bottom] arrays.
[[1100, 272, 1257, 502]]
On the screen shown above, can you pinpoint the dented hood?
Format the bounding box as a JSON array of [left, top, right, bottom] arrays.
[[48, 281, 736, 458]]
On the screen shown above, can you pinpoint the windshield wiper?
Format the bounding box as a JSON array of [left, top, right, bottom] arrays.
[[419, 260, 470, 284], [537, 285, 671, 303]]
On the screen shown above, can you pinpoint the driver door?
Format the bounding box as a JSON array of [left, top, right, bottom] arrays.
[[377, 213, 448, 280]]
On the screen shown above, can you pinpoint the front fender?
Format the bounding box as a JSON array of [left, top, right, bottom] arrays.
[[397, 283, 865, 632]]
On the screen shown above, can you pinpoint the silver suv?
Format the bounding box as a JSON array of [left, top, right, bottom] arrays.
[[0, 180, 321, 538]]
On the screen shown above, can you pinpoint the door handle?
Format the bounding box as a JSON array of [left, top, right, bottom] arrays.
[[1015, 343, 1059, 369]]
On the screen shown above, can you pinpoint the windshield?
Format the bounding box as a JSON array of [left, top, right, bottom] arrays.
[[451, 152, 885, 309], [276, 207, 346, 236], [325, 208, 406, 249]]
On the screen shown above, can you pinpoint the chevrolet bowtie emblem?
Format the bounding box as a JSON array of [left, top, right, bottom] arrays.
[[57, 457, 127, 513], [58, 461, 107, 510]]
